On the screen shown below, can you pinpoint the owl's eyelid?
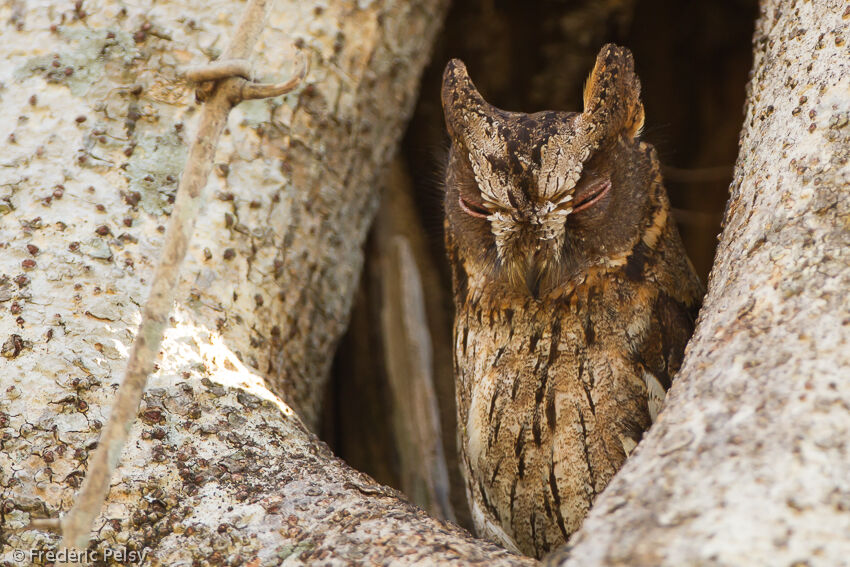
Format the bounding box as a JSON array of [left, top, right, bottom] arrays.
[[572, 178, 612, 213], [458, 195, 491, 218]]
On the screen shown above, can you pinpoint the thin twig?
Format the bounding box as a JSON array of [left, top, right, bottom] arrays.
[[241, 52, 310, 100], [185, 59, 253, 82], [23, 519, 62, 533], [55, 0, 284, 562]]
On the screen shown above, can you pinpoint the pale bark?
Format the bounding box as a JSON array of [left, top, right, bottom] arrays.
[[56, 0, 292, 555], [0, 0, 532, 565], [553, 2, 850, 565]]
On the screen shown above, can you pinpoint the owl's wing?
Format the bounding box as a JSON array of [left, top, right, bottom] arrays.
[[639, 290, 700, 420], [642, 368, 667, 423], [469, 496, 522, 555]]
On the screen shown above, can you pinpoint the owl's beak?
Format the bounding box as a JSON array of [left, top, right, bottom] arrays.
[[524, 256, 543, 299]]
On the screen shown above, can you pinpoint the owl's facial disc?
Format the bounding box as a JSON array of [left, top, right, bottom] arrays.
[[442, 54, 647, 298], [489, 167, 614, 298]]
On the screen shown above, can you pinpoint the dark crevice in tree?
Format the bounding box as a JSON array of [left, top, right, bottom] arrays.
[[322, 239, 400, 491]]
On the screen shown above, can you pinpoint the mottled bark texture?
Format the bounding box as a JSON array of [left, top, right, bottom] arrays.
[[0, 0, 532, 565], [552, 2, 850, 565]]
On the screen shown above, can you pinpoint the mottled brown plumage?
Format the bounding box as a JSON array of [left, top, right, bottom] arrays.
[[442, 45, 703, 558]]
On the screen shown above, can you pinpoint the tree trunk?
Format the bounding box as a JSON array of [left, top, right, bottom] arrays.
[[551, 2, 850, 565], [0, 1, 531, 564]]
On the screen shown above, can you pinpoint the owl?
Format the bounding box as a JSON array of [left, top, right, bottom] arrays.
[[441, 44, 703, 558]]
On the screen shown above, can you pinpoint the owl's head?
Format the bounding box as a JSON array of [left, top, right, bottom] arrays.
[[442, 44, 656, 299]]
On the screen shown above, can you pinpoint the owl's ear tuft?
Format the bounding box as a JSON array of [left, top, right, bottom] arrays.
[[582, 44, 645, 139], [441, 59, 492, 142]]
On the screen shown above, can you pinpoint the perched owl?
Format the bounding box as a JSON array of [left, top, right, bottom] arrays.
[[441, 45, 703, 558]]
